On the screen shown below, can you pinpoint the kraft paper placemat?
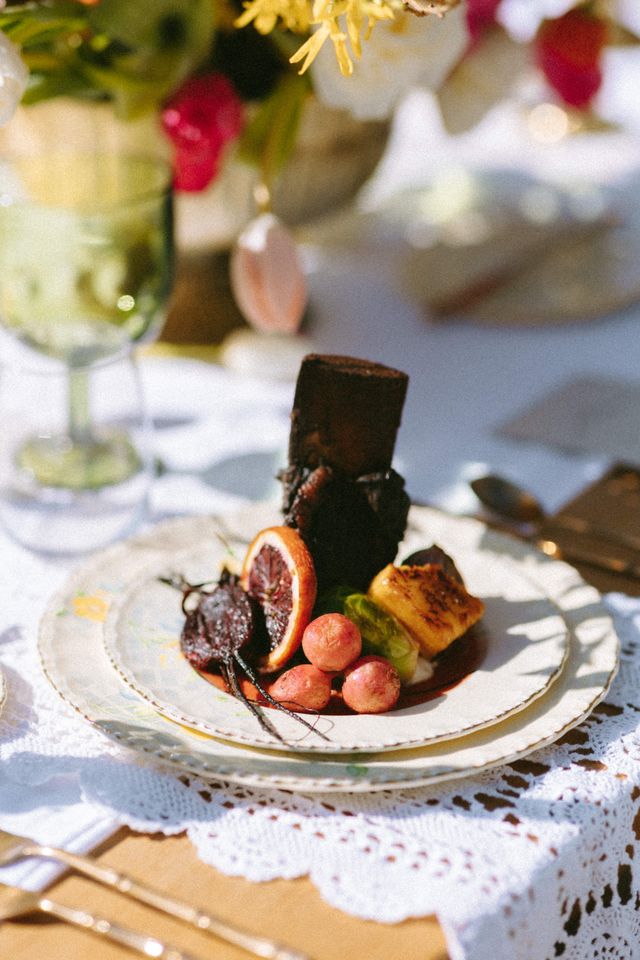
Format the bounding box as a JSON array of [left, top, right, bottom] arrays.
[[498, 375, 640, 463]]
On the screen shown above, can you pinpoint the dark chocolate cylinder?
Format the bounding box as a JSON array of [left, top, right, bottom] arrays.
[[288, 354, 409, 477]]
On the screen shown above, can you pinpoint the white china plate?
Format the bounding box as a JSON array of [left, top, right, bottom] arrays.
[[101, 512, 569, 752], [38, 505, 619, 793]]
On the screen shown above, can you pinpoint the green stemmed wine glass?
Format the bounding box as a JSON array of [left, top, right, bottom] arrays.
[[0, 152, 173, 492]]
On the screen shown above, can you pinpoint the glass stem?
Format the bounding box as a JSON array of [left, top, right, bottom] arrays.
[[68, 368, 92, 446]]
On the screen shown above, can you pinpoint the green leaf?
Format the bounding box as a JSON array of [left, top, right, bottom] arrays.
[[1, 0, 217, 116], [0, 2, 85, 28], [238, 71, 309, 184], [80, 0, 216, 117], [0, 1, 83, 13], [10, 20, 84, 48], [78, 59, 175, 118], [22, 71, 103, 105], [0, 10, 85, 47], [87, 0, 214, 67]]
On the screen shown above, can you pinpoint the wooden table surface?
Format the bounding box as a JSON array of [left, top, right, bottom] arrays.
[[0, 831, 448, 960]]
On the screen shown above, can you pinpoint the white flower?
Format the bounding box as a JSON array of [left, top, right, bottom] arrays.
[[0, 32, 28, 126], [310, 5, 468, 121], [499, 0, 577, 40]]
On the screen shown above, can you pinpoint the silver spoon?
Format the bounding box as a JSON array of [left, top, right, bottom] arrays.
[[470, 473, 640, 554], [471, 475, 544, 525]]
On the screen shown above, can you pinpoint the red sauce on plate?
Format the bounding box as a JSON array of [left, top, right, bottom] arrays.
[[196, 624, 488, 715]]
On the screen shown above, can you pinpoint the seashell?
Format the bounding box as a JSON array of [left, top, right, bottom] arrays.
[[230, 212, 307, 334]]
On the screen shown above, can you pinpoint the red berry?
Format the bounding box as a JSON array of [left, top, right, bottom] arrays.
[[162, 74, 244, 192], [341, 656, 401, 715], [535, 7, 608, 109], [302, 613, 362, 672], [268, 664, 332, 713]]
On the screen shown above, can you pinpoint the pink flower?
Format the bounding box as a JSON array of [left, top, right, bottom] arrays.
[[535, 6, 608, 109], [466, 0, 501, 45], [161, 73, 244, 192]]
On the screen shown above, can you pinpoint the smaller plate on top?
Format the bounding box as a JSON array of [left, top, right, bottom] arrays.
[[102, 511, 570, 754]]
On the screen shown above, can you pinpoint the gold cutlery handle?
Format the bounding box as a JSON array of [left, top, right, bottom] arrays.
[[36, 895, 200, 960], [36, 845, 311, 960]]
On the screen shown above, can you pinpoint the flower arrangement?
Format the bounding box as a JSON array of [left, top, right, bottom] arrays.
[[0, 0, 638, 197]]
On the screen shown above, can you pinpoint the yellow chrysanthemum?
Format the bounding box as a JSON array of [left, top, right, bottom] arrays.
[[236, 0, 402, 75], [72, 593, 109, 623]]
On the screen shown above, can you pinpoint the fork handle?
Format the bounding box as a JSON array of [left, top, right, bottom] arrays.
[[36, 895, 201, 960], [34, 845, 310, 960]]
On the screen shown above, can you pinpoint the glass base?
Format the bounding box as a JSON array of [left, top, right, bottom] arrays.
[[17, 429, 141, 490], [0, 343, 152, 556], [0, 469, 150, 556]]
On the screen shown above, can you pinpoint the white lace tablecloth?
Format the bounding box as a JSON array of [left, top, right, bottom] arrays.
[[1, 348, 640, 960]]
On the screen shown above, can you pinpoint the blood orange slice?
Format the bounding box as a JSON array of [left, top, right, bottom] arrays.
[[240, 526, 317, 672]]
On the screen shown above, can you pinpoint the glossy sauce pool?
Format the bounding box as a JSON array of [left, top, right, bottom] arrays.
[[196, 625, 488, 714]]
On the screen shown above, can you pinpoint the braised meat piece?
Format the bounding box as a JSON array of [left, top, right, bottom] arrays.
[[287, 354, 408, 476], [281, 354, 411, 591], [282, 463, 410, 591]]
